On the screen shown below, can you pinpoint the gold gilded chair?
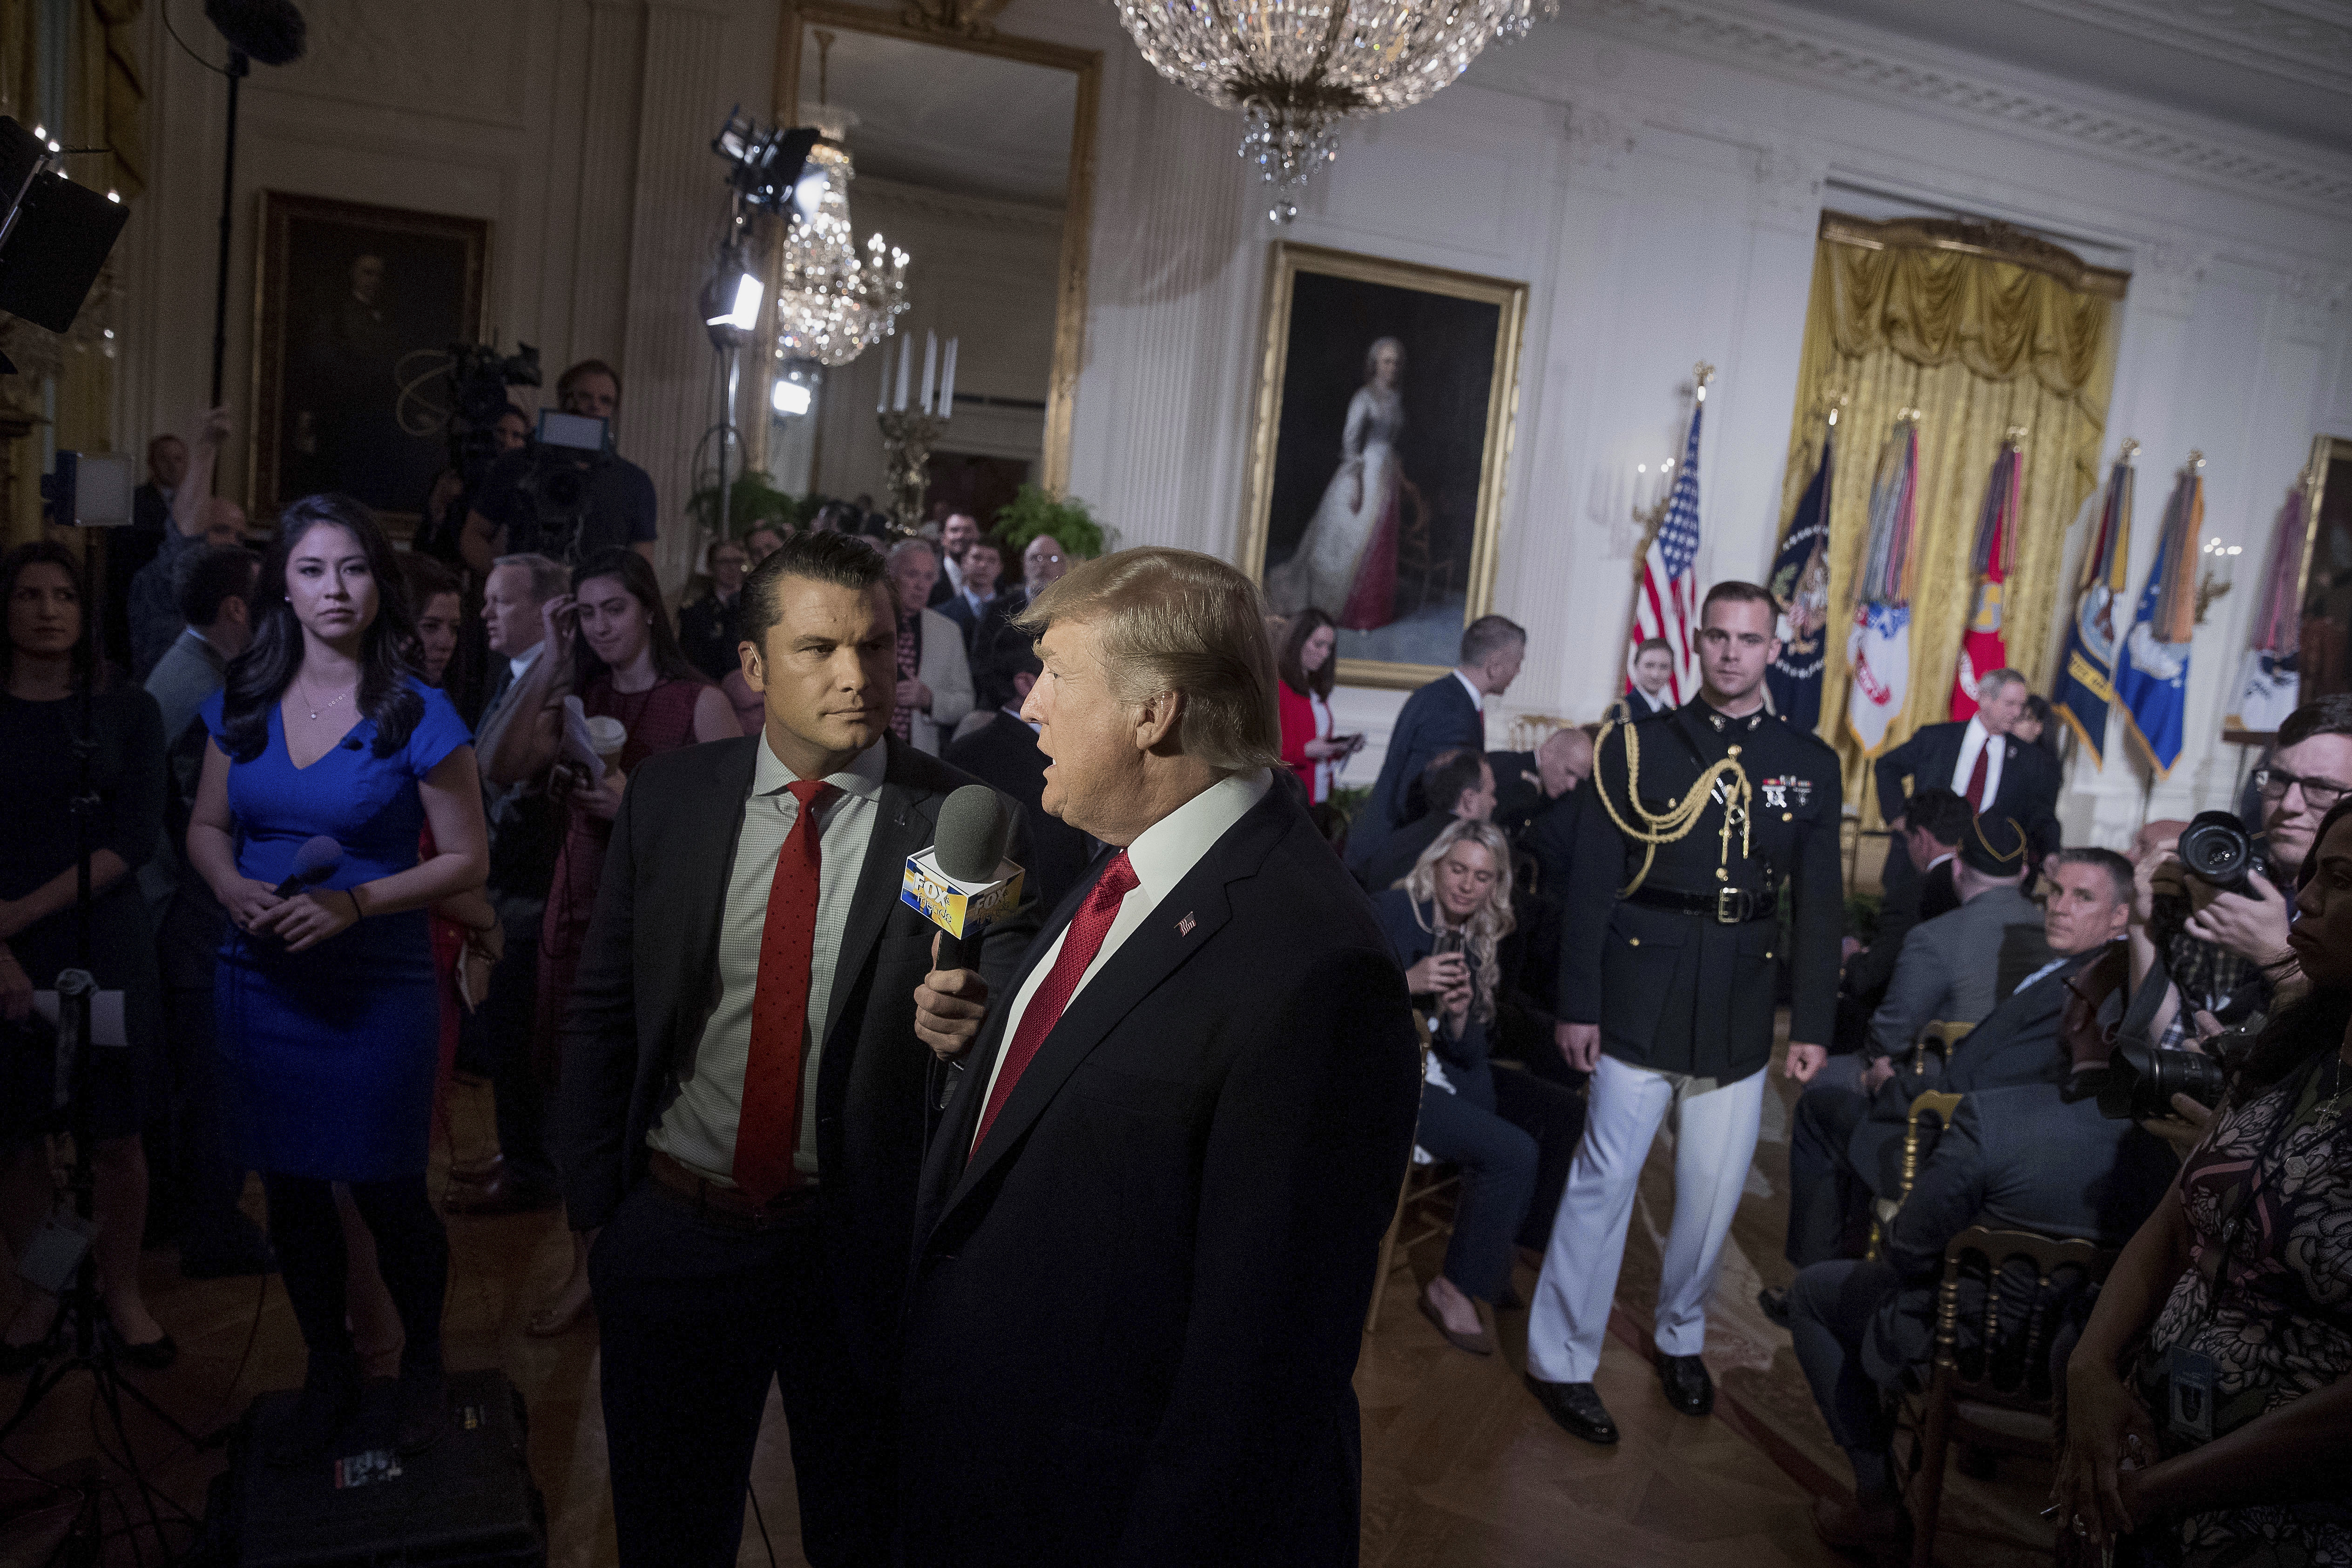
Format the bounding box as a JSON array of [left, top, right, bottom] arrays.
[[1867, 1089, 1963, 1262], [1904, 1227, 2117, 1568]]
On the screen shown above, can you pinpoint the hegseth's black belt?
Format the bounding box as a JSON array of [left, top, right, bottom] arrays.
[[1624, 885, 1775, 924]]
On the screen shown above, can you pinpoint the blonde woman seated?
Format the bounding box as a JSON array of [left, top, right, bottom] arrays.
[[1374, 820, 1586, 1356]]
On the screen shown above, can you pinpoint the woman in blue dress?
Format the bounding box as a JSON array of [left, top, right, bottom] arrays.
[[185, 495, 487, 1463]]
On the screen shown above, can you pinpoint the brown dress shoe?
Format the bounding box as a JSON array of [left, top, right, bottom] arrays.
[[442, 1171, 560, 1216], [447, 1152, 504, 1186]]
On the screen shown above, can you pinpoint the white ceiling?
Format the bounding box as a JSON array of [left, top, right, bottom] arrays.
[[797, 26, 1077, 209], [1768, 0, 2352, 154]]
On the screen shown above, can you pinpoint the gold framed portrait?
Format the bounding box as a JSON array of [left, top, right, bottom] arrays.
[[248, 193, 491, 533], [1239, 242, 1527, 689]]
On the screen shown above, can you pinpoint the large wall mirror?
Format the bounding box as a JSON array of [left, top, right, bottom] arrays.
[[757, 4, 1098, 519], [2295, 434, 2352, 704]]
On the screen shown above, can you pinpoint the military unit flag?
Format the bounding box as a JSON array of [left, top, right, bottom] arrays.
[[2115, 461, 2204, 777], [1767, 429, 1834, 732], [1846, 416, 1920, 757], [1951, 439, 2022, 721], [2052, 450, 2135, 764]]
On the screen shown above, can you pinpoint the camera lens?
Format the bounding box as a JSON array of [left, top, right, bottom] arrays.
[[2177, 810, 2254, 893], [2098, 1041, 2229, 1121]]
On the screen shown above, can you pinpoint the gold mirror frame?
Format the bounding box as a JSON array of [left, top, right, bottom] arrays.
[[762, 2, 1099, 497]]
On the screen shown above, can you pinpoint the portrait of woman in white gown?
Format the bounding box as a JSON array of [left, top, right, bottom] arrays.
[[1265, 337, 1412, 632]]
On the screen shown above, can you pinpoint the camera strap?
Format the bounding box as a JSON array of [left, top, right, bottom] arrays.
[[2112, 959, 2174, 1052]]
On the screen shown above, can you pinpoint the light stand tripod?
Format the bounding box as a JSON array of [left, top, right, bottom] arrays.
[[0, 527, 216, 1560]]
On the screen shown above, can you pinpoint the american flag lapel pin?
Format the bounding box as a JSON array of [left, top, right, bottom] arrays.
[[1177, 913, 1196, 937]]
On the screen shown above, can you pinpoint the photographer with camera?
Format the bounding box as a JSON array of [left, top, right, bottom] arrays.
[[2052, 796, 2352, 1565], [2127, 697, 2352, 1048], [459, 360, 657, 575]]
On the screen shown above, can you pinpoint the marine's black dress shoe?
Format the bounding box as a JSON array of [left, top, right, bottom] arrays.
[[1525, 1374, 1619, 1445], [1757, 1285, 1791, 1328], [1657, 1351, 1714, 1416]]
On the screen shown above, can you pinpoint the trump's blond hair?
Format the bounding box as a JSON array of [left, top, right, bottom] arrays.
[[1015, 547, 1284, 774]]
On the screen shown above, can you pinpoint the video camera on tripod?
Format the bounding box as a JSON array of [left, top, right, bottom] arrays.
[[514, 407, 616, 566], [442, 339, 540, 490]]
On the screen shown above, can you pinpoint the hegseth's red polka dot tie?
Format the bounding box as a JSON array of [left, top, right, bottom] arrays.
[[732, 779, 837, 1205]]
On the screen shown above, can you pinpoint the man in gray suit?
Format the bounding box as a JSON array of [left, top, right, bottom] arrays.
[[1863, 813, 2046, 1064], [445, 552, 571, 1214], [1788, 1025, 2174, 1557], [884, 539, 976, 755]]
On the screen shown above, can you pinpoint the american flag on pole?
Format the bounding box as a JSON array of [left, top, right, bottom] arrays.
[[1631, 402, 1704, 705]]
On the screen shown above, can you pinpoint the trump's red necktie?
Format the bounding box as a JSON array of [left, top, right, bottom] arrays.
[[732, 779, 837, 1205], [970, 851, 1139, 1155]]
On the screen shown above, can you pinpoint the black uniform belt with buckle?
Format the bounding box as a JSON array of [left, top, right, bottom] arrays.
[[1625, 885, 1775, 924]]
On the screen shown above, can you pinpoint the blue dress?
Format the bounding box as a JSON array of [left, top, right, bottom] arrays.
[[201, 680, 472, 1180]]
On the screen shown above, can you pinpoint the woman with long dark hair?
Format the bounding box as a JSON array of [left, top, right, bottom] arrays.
[[1276, 608, 1359, 808], [184, 495, 487, 1461], [483, 547, 731, 1335], [2053, 795, 2352, 1563], [0, 543, 173, 1373]]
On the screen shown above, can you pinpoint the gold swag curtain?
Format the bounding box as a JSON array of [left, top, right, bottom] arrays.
[[1780, 217, 2122, 821]]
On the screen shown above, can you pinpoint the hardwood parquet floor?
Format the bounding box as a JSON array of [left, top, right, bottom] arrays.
[[0, 1072, 2052, 1566]]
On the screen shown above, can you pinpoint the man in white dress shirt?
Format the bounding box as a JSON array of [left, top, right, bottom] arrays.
[[899, 547, 1421, 1567]]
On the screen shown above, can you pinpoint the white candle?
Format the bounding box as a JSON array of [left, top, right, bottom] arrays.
[[920, 331, 937, 416], [894, 335, 911, 412], [940, 338, 956, 418]]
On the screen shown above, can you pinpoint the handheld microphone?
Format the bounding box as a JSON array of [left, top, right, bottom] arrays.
[[271, 835, 343, 899], [902, 786, 1022, 970]]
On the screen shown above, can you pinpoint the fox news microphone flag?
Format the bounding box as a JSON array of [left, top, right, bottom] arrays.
[[1767, 426, 1834, 732], [1846, 415, 1921, 757], [1952, 437, 2022, 721], [2115, 457, 2204, 778], [2052, 448, 2136, 765]]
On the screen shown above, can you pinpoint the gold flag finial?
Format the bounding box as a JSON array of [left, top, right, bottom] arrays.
[[1693, 361, 1716, 403], [2188, 449, 2205, 472], [2005, 424, 2029, 448]]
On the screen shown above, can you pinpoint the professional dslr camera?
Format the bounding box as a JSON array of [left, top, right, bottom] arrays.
[[2095, 1036, 2231, 1122], [2147, 809, 2262, 967]]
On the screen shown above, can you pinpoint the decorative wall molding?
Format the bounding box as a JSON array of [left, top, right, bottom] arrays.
[[2134, 241, 2210, 317], [2005, 0, 2352, 96], [1533, 0, 2352, 212], [2281, 267, 2349, 343]]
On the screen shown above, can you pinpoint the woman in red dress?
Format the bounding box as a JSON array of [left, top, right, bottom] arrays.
[[1276, 609, 1356, 807], [483, 549, 735, 1335]]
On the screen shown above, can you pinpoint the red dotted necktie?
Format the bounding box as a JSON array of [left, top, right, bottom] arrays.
[[970, 851, 1140, 1156], [732, 779, 838, 1205], [1965, 744, 1991, 812]]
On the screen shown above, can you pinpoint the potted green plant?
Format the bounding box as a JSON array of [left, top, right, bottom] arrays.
[[992, 484, 1108, 560], [686, 471, 803, 539]]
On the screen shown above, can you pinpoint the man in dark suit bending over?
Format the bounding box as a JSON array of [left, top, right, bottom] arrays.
[[559, 531, 1036, 1567], [1873, 667, 2059, 882], [901, 547, 1422, 1567]]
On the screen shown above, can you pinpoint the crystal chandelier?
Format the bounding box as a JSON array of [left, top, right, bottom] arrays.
[[1115, 0, 1556, 221], [773, 129, 909, 368]]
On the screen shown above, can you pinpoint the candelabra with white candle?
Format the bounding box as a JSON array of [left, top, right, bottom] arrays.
[[877, 330, 959, 535]]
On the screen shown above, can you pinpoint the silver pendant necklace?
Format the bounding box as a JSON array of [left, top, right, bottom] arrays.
[[297, 678, 354, 722]]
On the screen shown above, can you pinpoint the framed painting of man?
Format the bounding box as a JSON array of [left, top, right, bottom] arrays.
[[1239, 242, 1526, 688], [250, 193, 490, 534]]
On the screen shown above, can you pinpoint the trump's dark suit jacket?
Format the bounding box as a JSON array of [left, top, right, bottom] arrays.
[[898, 785, 1420, 1568], [556, 734, 1038, 1388]]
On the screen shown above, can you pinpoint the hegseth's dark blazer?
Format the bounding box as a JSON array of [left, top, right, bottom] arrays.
[[1874, 720, 2061, 856], [898, 785, 1420, 1568], [556, 734, 1038, 1386]]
